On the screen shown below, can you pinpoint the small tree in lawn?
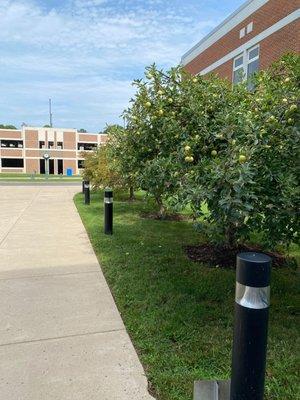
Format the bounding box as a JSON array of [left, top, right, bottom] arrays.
[[82, 145, 121, 189], [104, 124, 137, 200], [122, 65, 186, 217]]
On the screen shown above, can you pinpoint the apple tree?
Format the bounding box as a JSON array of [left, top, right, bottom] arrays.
[[122, 65, 185, 217], [179, 54, 299, 248]]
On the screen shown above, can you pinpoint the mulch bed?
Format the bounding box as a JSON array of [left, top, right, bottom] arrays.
[[140, 212, 187, 221], [184, 243, 295, 268]]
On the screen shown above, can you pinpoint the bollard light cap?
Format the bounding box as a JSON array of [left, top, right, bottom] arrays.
[[236, 252, 271, 287], [104, 188, 113, 197]]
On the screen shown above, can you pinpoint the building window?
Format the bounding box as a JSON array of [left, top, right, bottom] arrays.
[[39, 141, 45, 149], [247, 22, 253, 34], [233, 54, 245, 84], [77, 142, 97, 151], [233, 45, 260, 85], [1, 158, 24, 168], [78, 160, 85, 169], [239, 27, 245, 39], [0, 140, 23, 148], [247, 45, 260, 77], [57, 141, 63, 149], [48, 141, 54, 149]]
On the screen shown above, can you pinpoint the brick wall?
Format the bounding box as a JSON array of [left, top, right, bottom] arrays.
[[63, 160, 77, 175], [210, 59, 233, 81], [260, 19, 300, 69], [25, 130, 38, 148], [26, 159, 39, 174], [78, 134, 98, 142], [211, 20, 300, 81], [185, 0, 299, 76], [63, 131, 76, 150], [0, 130, 22, 139]]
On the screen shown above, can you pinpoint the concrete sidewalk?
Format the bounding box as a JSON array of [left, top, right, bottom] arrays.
[[0, 185, 154, 400]]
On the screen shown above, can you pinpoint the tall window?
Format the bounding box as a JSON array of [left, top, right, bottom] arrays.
[[233, 45, 260, 85], [233, 54, 244, 84]]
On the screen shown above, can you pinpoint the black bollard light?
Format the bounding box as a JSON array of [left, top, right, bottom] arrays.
[[84, 180, 90, 205], [82, 180, 85, 194], [230, 252, 271, 400], [104, 188, 113, 235]]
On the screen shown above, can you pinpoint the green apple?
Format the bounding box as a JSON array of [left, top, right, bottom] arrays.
[[184, 145, 191, 152], [158, 109, 164, 116], [290, 104, 297, 112], [239, 154, 246, 163], [185, 156, 194, 162], [145, 101, 151, 108], [211, 150, 217, 156], [168, 98, 173, 103]]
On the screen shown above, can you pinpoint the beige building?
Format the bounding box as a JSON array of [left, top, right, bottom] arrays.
[[0, 126, 107, 175]]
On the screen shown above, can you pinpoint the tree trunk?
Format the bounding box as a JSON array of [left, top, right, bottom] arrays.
[[155, 195, 166, 219], [225, 225, 237, 248], [129, 186, 135, 201]]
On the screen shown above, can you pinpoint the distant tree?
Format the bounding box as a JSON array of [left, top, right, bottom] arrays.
[[43, 124, 52, 128], [78, 128, 87, 133], [0, 124, 17, 129], [81, 145, 122, 189]]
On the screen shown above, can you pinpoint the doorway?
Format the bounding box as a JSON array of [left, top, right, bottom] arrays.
[[40, 159, 45, 174], [58, 159, 63, 175], [49, 159, 54, 175]]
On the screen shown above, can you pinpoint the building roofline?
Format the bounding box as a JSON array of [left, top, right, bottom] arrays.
[[0, 128, 21, 132], [181, 0, 269, 66], [23, 126, 77, 132], [22, 126, 103, 135], [0, 127, 106, 135]]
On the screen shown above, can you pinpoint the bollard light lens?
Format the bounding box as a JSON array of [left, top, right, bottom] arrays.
[[235, 283, 270, 309], [104, 197, 113, 203]]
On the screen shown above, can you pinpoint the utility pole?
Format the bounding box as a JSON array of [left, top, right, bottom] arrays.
[[49, 98, 53, 127]]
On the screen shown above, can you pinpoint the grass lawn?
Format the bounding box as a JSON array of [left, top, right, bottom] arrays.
[[74, 190, 299, 400], [0, 173, 82, 181]]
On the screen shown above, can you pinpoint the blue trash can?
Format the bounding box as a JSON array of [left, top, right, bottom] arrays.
[[66, 168, 73, 176]]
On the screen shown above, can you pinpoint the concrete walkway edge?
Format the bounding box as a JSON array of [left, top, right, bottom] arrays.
[[0, 184, 155, 400]]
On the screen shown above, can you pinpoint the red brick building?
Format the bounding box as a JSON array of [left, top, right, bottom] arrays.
[[181, 0, 299, 82]]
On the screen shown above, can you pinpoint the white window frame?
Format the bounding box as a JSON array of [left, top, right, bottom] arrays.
[[232, 44, 260, 84], [247, 22, 253, 34]]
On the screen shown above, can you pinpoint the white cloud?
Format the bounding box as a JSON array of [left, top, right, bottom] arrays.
[[0, 0, 219, 130]]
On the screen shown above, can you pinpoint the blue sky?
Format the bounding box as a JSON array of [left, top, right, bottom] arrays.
[[0, 0, 244, 132]]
